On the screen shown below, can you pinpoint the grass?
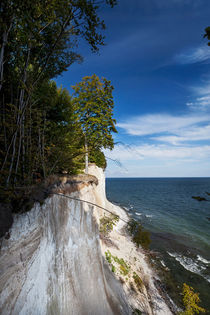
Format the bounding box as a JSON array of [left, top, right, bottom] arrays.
[[105, 250, 112, 263], [111, 265, 116, 273], [133, 272, 143, 291], [105, 250, 130, 276]]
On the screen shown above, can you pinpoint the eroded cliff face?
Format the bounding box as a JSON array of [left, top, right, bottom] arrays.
[[0, 167, 130, 315]]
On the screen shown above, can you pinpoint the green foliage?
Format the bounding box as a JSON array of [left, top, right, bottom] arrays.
[[71, 73, 117, 171], [0, 0, 117, 188], [112, 255, 130, 276], [128, 219, 139, 235], [105, 250, 112, 263], [100, 214, 119, 237], [105, 250, 130, 276], [89, 150, 107, 169], [133, 272, 143, 291], [128, 219, 151, 250], [133, 228, 151, 250], [119, 264, 130, 276], [179, 283, 206, 315], [132, 309, 142, 315], [72, 74, 117, 164]]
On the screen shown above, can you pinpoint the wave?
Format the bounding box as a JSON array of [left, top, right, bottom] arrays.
[[135, 212, 142, 216], [123, 206, 130, 211], [167, 252, 210, 283], [160, 260, 166, 268], [197, 255, 210, 264], [134, 213, 153, 217], [122, 205, 134, 212]]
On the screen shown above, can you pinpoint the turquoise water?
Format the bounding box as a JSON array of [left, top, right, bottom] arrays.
[[106, 178, 210, 311]]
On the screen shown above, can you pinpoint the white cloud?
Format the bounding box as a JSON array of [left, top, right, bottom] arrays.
[[118, 113, 210, 143], [106, 144, 210, 161], [109, 105, 210, 176], [105, 143, 210, 177], [193, 82, 210, 95], [154, 124, 210, 144], [187, 96, 210, 108], [187, 82, 210, 110], [106, 110, 210, 177], [175, 45, 210, 64]]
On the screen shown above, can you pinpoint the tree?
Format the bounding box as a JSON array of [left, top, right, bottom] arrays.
[[179, 283, 206, 315], [72, 74, 117, 173], [0, 0, 117, 186]]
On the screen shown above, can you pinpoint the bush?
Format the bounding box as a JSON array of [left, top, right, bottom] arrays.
[[111, 264, 116, 273], [100, 214, 119, 237], [112, 255, 130, 276], [179, 283, 206, 315], [128, 219, 151, 250], [105, 250, 112, 263], [105, 250, 130, 276]]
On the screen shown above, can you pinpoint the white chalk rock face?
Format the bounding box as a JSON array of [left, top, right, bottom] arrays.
[[0, 166, 130, 315]]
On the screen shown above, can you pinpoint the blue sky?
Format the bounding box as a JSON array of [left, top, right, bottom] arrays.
[[56, 0, 210, 177]]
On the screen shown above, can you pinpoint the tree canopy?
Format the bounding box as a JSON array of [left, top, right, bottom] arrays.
[[0, 0, 117, 188], [72, 74, 117, 172]]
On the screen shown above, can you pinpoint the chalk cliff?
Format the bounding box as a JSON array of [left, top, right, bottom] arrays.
[[0, 166, 130, 315], [0, 165, 173, 315]]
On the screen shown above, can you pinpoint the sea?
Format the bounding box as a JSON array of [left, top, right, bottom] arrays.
[[106, 177, 210, 312]]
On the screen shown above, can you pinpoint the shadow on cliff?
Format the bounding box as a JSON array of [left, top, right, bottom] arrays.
[[0, 186, 131, 314]]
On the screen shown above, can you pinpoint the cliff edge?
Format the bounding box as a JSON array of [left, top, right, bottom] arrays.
[[0, 165, 173, 315]]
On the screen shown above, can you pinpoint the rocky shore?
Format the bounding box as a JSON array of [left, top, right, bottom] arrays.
[[88, 165, 174, 315]]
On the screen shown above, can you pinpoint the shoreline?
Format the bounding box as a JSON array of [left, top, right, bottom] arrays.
[[105, 176, 210, 313], [88, 165, 175, 314], [101, 201, 176, 314]]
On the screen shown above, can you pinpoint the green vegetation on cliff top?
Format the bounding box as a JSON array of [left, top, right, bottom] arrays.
[[0, 0, 117, 200]]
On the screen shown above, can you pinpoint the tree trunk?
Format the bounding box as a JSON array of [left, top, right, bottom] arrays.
[[85, 137, 88, 174], [0, 30, 8, 91], [41, 115, 46, 178], [0, 21, 13, 91], [7, 46, 31, 185]]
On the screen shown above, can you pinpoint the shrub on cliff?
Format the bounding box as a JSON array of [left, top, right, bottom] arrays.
[[89, 150, 107, 170], [179, 283, 206, 315], [128, 219, 151, 250], [100, 214, 119, 237]]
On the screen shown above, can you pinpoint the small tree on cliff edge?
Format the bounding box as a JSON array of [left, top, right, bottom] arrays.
[[179, 283, 206, 315], [72, 74, 117, 174]]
